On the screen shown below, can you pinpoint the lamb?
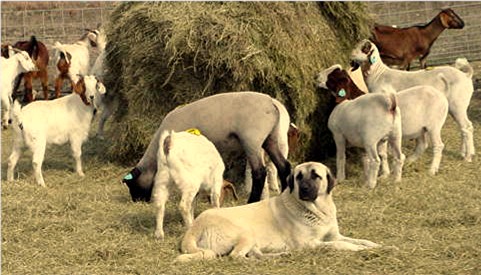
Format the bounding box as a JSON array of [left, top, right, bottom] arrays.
[[321, 72, 404, 188], [1, 48, 37, 129], [53, 29, 99, 98], [319, 65, 448, 175], [152, 130, 225, 240], [122, 92, 291, 204], [351, 39, 475, 162], [7, 75, 106, 186]]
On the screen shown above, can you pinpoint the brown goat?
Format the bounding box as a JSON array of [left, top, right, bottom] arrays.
[[1, 36, 50, 102], [370, 8, 464, 70]]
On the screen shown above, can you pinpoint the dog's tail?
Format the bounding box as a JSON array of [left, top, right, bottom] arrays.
[[174, 230, 217, 262], [454, 57, 473, 79]]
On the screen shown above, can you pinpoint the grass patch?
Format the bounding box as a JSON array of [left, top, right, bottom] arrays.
[[2, 86, 481, 273]]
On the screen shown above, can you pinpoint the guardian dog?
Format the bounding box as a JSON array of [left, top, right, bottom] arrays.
[[176, 162, 380, 262]]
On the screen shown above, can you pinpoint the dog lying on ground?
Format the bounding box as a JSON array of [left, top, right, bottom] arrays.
[[175, 162, 380, 262]]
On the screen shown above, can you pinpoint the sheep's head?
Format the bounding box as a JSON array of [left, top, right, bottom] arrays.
[[316, 64, 342, 89], [350, 39, 380, 71], [73, 75, 106, 107]]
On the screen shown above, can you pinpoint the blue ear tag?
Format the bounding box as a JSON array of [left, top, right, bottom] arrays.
[[370, 55, 377, 64], [338, 89, 346, 97], [124, 173, 133, 181]]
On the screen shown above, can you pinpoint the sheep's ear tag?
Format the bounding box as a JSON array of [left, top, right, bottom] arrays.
[[338, 89, 346, 97], [185, 128, 201, 136], [123, 173, 133, 181], [370, 55, 377, 64]]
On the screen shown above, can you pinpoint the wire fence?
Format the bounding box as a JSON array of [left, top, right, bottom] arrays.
[[367, 1, 481, 67], [1, 1, 480, 89]]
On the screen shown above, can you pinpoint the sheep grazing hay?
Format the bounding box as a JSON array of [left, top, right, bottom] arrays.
[[103, 2, 372, 179]]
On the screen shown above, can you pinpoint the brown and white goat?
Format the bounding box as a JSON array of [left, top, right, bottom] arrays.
[[53, 29, 99, 98], [370, 8, 465, 70], [1, 36, 50, 102]]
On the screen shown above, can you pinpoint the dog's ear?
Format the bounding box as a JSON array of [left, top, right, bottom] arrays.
[[287, 174, 294, 193], [326, 168, 336, 194]]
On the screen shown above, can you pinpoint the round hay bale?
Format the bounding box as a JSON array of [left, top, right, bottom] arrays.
[[103, 2, 372, 169]]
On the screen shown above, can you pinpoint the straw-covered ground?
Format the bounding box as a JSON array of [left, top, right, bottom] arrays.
[[2, 2, 481, 274], [2, 70, 481, 274]]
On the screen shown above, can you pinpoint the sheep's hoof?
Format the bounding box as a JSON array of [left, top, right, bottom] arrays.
[[154, 230, 164, 240]]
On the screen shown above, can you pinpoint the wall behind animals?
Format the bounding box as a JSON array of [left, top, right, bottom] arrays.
[[367, 1, 481, 67]]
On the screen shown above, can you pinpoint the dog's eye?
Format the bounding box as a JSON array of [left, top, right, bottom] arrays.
[[296, 172, 303, 181], [310, 170, 322, 180]]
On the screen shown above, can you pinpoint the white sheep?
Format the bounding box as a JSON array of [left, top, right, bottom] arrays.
[[1, 48, 37, 129], [152, 129, 225, 240], [351, 39, 475, 162], [7, 75, 106, 186], [53, 29, 99, 98], [319, 65, 448, 176], [327, 90, 404, 188]]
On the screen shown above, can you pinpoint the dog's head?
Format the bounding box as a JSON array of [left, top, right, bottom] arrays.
[[287, 162, 336, 202]]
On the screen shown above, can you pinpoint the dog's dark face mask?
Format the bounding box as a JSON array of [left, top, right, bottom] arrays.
[[123, 167, 153, 202], [296, 170, 320, 202]]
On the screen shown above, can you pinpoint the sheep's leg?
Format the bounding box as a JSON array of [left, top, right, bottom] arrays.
[[429, 129, 445, 175], [247, 162, 267, 203], [407, 133, 427, 164], [266, 160, 280, 194], [378, 141, 390, 179], [152, 169, 170, 240], [388, 134, 405, 183], [210, 174, 223, 208], [179, 189, 197, 229], [70, 139, 84, 177], [262, 136, 291, 193], [450, 110, 475, 162], [7, 138, 24, 181], [31, 142, 46, 187], [365, 145, 380, 189], [333, 134, 346, 182]]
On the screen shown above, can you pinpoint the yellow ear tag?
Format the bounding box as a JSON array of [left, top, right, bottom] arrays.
[[185, 128, 202, 136]]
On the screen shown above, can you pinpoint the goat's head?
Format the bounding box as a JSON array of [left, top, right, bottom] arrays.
[[439, 8, 464, 29], [12, 48, 38, 72], [80, 29, 100, 48], [350, 39, 380, 71], [73, 75, 106, 107]]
